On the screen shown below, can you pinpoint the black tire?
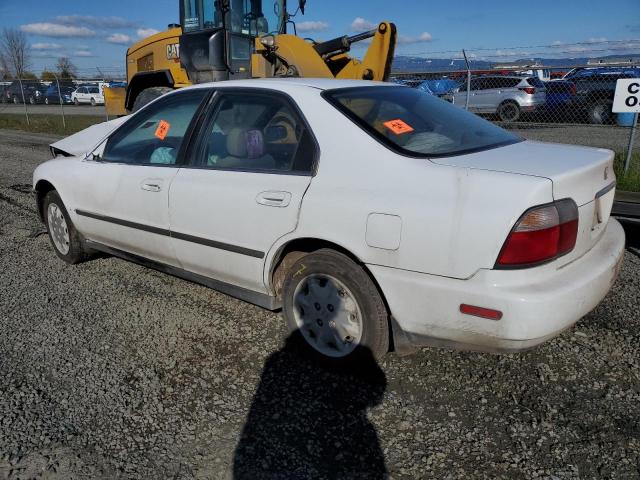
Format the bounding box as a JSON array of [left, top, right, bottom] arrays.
[[282, 249, 389, 366], [43, 190, 90, 264], [44, 97, 49, 105], [497, 101, 521, 122], [588, 99, 613, 125], [74, 98, 79, 105], [90, 97, 96, 106], [12, 96, 19, 104], [132, 87, 173, 112], [29, 96, 35, 105]]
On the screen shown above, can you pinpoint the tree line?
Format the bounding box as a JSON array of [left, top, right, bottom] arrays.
[[0, 28, 78, 81]]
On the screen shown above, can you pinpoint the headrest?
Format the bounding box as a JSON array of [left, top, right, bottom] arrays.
[[226, 128, 265, 158]]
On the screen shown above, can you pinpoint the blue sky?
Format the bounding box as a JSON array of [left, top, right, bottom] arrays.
[[1, 0, 638, 76]]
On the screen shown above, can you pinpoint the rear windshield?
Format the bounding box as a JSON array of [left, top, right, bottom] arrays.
[[323, 86, 521, 157]]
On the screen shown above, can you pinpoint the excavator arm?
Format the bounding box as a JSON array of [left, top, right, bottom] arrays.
[[252, 22, 397, 81]]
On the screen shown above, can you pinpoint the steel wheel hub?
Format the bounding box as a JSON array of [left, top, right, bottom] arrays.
[[47, 203, 70, 255], [292, 274, 363, 358]]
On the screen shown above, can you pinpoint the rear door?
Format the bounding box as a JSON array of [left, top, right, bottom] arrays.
[[168, 89, 317, 293]]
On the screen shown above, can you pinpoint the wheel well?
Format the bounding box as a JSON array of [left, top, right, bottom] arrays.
[[34, 180, 56, 222], [125, 70, 174, 111], [269, 238, 399, 352]]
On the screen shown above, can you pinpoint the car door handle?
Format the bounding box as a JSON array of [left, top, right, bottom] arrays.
[[141, 180, 162, 192], [256, 191, 291, 207]]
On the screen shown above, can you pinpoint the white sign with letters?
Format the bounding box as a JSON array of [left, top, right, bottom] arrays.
[[613, 79, 640, 112]]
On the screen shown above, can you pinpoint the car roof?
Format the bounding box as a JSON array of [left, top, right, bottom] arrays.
[[183, 78, 394, 92]]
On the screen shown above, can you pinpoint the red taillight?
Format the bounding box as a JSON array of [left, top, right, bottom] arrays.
[[496, 199, 578, 268], [520, 87, 536, 94]]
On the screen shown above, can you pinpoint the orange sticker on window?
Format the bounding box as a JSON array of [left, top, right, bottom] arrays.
[[383, 119, 414, 135], [154, 120, 170, 140]]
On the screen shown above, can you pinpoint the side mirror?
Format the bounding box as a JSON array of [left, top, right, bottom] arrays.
[[299, 0, 306, 14]]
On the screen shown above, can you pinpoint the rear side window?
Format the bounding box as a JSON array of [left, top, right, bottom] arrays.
[[193, 91, 317, 174], [323, 86, 520, 157], [102, 89, 208, 165], [526, 77, 545, 88]]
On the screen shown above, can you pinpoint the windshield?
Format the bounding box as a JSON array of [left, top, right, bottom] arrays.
[[323, 86, 521, 157], [182, 0, 280, 35]]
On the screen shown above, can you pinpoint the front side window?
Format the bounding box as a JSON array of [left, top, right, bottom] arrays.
[[194, 91, 316, 173], [102, 89, 208, 165], [323, 86, 521, 158]]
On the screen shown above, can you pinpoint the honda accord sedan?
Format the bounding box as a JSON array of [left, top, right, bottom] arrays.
[[33, 78, 625, 365]]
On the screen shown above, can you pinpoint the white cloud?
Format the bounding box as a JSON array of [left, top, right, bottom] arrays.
[[586, 37, 607, 43], [73, 50, 94, 57], [351, 17, 376, 32], [54, 15, 139, 29], [137, 28, 160, 38], [31, 42, 62, 50], [21, 23, 95, 37], [106, 33, 132, 45], [296, 21, 329, 33], [397, 32, 433, 44]]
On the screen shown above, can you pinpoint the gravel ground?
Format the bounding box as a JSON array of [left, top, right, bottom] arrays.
[[1, 129, 639, 480]]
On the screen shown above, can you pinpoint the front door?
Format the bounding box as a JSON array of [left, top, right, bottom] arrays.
[[169, 89, 317, 293], [72, 88, 210, 265]]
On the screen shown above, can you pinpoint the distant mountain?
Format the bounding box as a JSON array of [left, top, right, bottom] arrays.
[[391, 53, 640, 73]]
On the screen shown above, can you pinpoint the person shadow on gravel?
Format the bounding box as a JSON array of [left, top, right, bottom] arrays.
[[232, 331, 388, 480]]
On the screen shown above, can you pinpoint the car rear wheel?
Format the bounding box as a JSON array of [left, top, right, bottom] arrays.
[[282, 249, 389, 366], [29, 96, 35, 105], [12, 96, 19, 104], [497, 101, 521, 122], [44, 97, 49, 105], [588, 100, 613, 125], [132, 87, 173, 112], [43, 191, 90, 264]]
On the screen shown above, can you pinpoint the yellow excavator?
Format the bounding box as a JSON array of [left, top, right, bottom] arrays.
[[105, 0, 396, 115]]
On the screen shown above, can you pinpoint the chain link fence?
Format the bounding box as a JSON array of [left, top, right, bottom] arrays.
[[0, 76, 112, 128], [392, 63, 640, 192]]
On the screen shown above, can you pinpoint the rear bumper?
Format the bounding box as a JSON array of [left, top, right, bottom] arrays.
[[370, 218, 625, 353]]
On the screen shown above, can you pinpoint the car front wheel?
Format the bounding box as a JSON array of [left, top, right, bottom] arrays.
[[43, 190, 89, 264], [73, 98, 79, 105], [90, 97, 96, 106], [282, 249, 389, 365]]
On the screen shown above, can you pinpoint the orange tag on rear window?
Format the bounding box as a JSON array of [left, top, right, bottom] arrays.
[[383, 119, 414, 135], [154, 120, 170, 140]]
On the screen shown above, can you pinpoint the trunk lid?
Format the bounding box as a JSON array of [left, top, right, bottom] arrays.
[[431, 140, 614, 207], [431, 140, 616, 265]]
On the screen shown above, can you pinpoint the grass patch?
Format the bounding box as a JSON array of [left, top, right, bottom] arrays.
[[614, 151, 640, 192], [0, 113, 106, 136]]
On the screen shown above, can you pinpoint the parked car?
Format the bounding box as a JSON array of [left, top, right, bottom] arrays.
[[34, 79, 624, 365], [556, 67, 640, 124], [0, 83, 10, 103], [71, 85, 105, 105], [44, 84, 76, 105], [443, 75, 546, 122], [3, 80, 47, 104]]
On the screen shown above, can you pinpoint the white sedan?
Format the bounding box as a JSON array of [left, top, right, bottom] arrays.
[[71, 85, 104, 106], [34, 78, 625, 365]]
